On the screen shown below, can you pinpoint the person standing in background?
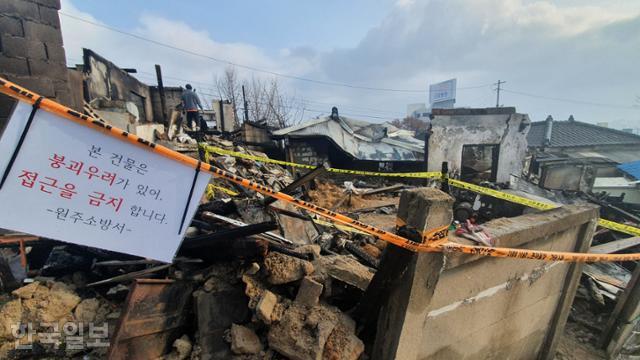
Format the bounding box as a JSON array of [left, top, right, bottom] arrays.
[[179, 84, 203, 130]]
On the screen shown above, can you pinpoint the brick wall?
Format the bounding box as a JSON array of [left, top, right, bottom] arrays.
[[0, 0, 73, 124]]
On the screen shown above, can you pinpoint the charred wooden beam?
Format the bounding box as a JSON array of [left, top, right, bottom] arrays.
[[268, 205, 312, 221], [263, 163, 328, 206], [201, 212, 293, 245], [181, 221, 277, 250]]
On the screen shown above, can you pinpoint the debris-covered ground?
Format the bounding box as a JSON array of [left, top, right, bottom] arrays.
[[0, 136, 407, 359], [1, 132, 638, 359]]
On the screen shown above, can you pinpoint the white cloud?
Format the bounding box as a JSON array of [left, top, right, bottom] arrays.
[[59, 0, 312, 102], [320, 0, 640, 125], [395, 0, 416, 8], [59, 0, 640, 126]]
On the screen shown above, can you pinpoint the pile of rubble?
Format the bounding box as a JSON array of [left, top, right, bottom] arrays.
[[0, 136, 391, 359]]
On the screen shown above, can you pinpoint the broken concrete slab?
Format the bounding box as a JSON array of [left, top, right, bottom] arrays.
[[19, 281, 81, 324], [267, 303, 361, 360], [295, 277, 323, 307], [323, 322, 365, 360], [230, 324, 263, 355], [256, 290, 278, 325], [263, 252, 314, 285], [320, 255, 374, 291], [268, 304, 336, 360], [0, 281, 84, 358]]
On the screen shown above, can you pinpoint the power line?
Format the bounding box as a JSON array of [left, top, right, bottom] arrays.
[[133, 70, 398, 120], [501, 88, 639, 110], [134, 71, 407, 118], [60, 12, 490, 94]]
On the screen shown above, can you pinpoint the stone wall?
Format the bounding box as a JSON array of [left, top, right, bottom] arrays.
[[0, 0, 74, 122]]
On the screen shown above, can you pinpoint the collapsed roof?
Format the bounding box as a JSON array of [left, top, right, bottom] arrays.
[[273, 114, 424, 161]]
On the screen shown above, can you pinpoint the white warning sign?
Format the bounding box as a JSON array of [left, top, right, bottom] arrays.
[[0, 101, 211, 262]]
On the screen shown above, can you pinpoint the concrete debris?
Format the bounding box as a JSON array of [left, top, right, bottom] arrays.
[[164, 335, 193, 360], [323, 322, 366, 360], [0, 280, 117, 358], [256, 290, 278, 324], [295, 276, 324, 307], [230, 323, 263, 354], [320, 255, 374, 291], [73, 297, 100, 323], [0, 132, 407, 359], [263, 252, 315, 285], [267, 303, 363, 360]]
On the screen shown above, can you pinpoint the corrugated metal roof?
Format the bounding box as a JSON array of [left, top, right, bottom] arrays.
[[528, 120, 640, 148], [273, 115, 424, 161], [618, 160, 640, 180]]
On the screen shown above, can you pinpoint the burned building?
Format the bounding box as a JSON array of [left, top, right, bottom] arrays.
[[273, 108, 425, 173], [73, 48, 236, 136], [427, 107, 531, 184], [79, 49, 155, 129], [527, 115, 640, 192]]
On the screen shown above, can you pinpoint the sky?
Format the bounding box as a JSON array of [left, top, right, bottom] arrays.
[[59, 0, 640, 129]]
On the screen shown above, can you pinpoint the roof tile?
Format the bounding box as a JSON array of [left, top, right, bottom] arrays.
[[528, 120, 640, 148]]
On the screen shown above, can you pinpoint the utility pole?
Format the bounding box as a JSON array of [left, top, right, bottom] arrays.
[[242, 85, 249, 122], [494, 80, 505, 107]]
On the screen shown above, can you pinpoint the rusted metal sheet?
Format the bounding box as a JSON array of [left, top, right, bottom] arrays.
[[108, 278, 193, 360]]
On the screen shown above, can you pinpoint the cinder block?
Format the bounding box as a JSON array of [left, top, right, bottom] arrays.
[[27, 58, 67, 80], [25, 0, 61, 10], [0, 15, 24, 36], [23, 20, 63, 45], [2, 75, 55, 97], [43, 42, 66, 61], [0, 0, 40, 21], [0, 55, 30, 76], [37, 5, 60, 28], [1, 35, 47, 59]]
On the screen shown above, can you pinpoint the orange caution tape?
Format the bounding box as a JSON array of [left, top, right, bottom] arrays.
[[1, 77, 639, 262]]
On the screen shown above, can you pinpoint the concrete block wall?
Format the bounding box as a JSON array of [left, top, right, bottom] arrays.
[[0, 0, 73, 109], [290, 141, 328, 166], [416, 205, 597, 359], [367, 188, 598, 360]]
